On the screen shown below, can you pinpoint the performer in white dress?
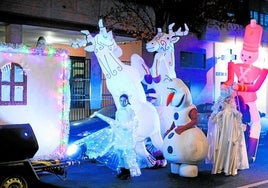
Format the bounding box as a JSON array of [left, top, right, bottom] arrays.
[[89, 94, 141, 180], [206, 86, 249, 176]]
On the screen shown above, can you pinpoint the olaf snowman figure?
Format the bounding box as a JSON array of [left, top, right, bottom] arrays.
[[162, 78, 208, 177]]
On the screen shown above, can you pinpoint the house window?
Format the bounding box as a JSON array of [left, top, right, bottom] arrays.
[[69, 57, 90, 109], [250, 10, 268, 29], [0, 62, 27, 105]]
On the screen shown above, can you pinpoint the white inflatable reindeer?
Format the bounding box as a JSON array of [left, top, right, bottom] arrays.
[[131, 23, 189, 136]]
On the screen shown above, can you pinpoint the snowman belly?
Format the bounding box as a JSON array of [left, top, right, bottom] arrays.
[[162, 127, 208, 164]]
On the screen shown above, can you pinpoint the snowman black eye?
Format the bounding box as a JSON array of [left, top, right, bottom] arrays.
[[168, 88, 176, 93]]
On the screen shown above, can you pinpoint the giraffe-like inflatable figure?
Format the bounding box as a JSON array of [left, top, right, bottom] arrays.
[[131, 23, 189, 136], [71, 19, 165, 168]]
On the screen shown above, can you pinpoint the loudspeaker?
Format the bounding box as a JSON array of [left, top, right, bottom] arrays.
[[0, 124, 39, 162]]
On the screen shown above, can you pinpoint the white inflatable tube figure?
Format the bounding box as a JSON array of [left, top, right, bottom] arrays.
[[71, 19, 165, 168]]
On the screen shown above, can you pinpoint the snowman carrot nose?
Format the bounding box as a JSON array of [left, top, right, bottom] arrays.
[[166, 92, 175, 106]]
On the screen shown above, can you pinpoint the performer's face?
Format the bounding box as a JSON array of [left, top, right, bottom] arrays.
[[119, 97, 129, 107]]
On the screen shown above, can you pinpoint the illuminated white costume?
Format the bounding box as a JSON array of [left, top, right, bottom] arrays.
[[86, 102, 141, 178]]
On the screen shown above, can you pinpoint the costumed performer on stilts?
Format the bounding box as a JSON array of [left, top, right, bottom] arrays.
[[221, 19, 268, 163]]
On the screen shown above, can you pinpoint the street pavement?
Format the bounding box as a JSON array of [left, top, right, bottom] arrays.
[[37, 137, 268, 188]]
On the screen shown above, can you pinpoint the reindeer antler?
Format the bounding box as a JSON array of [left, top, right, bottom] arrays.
[[175, 23, 189, 36], [157, 28, 162, 34], [168, 23, 176, 33]]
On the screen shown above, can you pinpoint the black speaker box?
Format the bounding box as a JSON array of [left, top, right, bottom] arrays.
[[0, 124, 39, 162]]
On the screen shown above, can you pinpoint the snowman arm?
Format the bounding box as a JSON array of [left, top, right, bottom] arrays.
[[174, 108, 197, 135], [163, 122, 176, 138]]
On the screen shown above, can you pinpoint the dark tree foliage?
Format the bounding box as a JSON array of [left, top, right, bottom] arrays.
[[102, 0, 249, 41]]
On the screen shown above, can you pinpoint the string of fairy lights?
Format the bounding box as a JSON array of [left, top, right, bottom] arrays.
[[0, 42, 71, 159]]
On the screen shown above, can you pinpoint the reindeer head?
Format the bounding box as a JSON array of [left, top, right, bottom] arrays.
[[71, 19, 122, 57], [88, 19, 122, 57], [146, 23, 189, 53]]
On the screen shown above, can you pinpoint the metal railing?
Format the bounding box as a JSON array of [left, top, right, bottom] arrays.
[[69, 58, 116, 121]]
